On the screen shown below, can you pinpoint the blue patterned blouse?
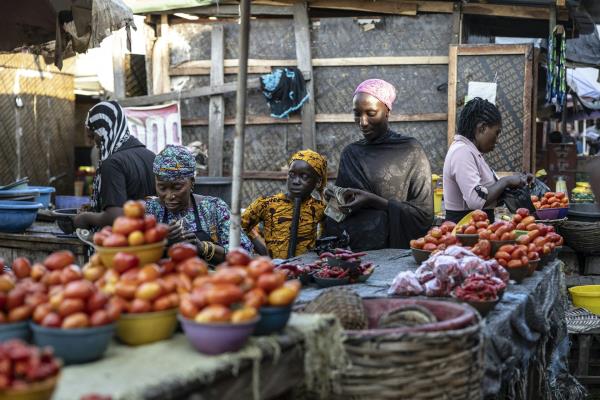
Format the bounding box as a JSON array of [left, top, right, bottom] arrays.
[[145, 195, 253, 253]]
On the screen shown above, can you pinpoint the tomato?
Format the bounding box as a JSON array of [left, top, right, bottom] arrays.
[[0, 275, 15, 293], [422, 243, 437, 251], [430, 228, 443, 239], [533, 237, 547, 247], [423, 235, 438, 245], [90, 310, 111, 327], [106, 299, 124, 321], [444, 235, 458, 246], [177, 273, 193, 293], [83, 265, 105, 282], [212, 268, 246, 285], [30, 263, 47, 282], [225, 248, 252, 267], [7, 288, 25, 310], [168, 243, 198, 263], [247, 258, 274, 279], [130, 299, 152, 313], [179, 296, 199, 319], [515, 208, 530, 218], [144, 228, 162, 244], [521, 256, 529, 266], [475, 221, 488, 229], [25, 292, 48, 308], [33, 303, 52, 324], [472, 210, 487, 222], [12, 258, 31, 279], [498, 258, 508, 268], [194, 304, 231, 323], [169, 293, 180, 307], [128, 231, 145, 246], [158, 278, 176, 294], [495, 251, 511, 261], [244, 288, 267, 309], [441, 221, 456, 230], [512, 214, 523, 223], [205, 283, 244, 306], [123, 200, 145, 218], [477, 240, 491, 259], [409, 240, 419, 249], [516, 235, 530, 245], [527, 251, 540, 261], [120, 268, 140, 284], [41, 312, 62, 328], [498, 244, 515, 254], [112, 216, 145, 236], [102, 234, 129, 248], [112, 252, 140, 273], [85, 291, 108, 315], [155, 224, 169, 240], [257, 273, 286, 293], [137, 264, 160, 283], [177, 257, 208, 279], [144, 215, 157, 230], [44, 250, 75, 270], [268, 286, 297, 306], [59, 298, 85, 317], [135, 282, 162, 301], [511, 249, 525, 260], [159, 259, 176, 274], [64, 280, 94, 300], [544, 192, 555, 199], [153, 295, 174, 312], [62, 312, 89, 329], [93, 232, 108, 246], [464, 225, 477, 234], [8, 305, 32, 322], [231, 306, 258, 323], [115, 281, 138, 300], [500, 232, 512, 241], [507, 260, 523, 268], [521, 216, 536, 226]]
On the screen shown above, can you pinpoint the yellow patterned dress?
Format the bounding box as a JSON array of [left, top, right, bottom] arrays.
[[241, 193, 325, 259]]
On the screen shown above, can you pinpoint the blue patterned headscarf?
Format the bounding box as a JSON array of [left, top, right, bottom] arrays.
[[153, 145, 196, 182]]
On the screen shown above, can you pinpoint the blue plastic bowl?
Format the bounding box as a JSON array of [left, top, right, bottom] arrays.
[[30, 322, 115, 364], [0, 188, 40, 202], [27, 186, 55, 208], [253, 306, 292, 336], [55, 195, 90, 209], [0, 200, 43, 233], [0, 320, 30, 342]]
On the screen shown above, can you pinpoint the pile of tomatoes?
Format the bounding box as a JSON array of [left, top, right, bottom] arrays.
[[179, 249, 300, 324], [93, 200, 168, 247], [531, 192, 569, 210], [0, 340, 60, 390], [409, 221, 458, 252], [493, 243, 536, 270]]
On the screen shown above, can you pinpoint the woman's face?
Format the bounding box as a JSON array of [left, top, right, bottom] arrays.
[[353, 93, 389, 142], [474, 122, 501, 153], [156, 177, 193, 213], [86, 127, 102, 149], [287, 160, 319, 199]]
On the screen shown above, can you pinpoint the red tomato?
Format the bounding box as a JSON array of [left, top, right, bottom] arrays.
[[58, 298, 85, 317], [212, 268, 246, 285], [60, 265, 83, 285], [86, 291, 109, 314], [179, 296, 199, 319], [130, 298, 152, 313], [244, 288, 267, 309], [137, 264, 160, 283], [511, 249, 525, 260], [41, 312, 62, 328], [102, 234, 129, 248], [194, 304, 231, 323], [177, 257, 208, 279], [44, 251, 75, 271], [475, 221, 488, 229], [123, 200, 145, 219], [61, 312, 89, 329], [64, 280, 94, 300], [12, 258, 31, 279], [33, 303, 52, 324], [498, 245, 515, 254], [112, 216, 145, 236], [430, 228, 443, 239], [495, 251, 511, 261], [112, 252, 140, 273], [205, 283, 244, 306], [168, 243, 198, 263], [90, 310, 111, 327], [528, 251, 540, 261], [500, 232, 512, 241], [93, 232, 108, 246], [472, 210, 487, 222], [423, 243, 437, 251], [6, 288, 25, 310], [144, 215, 157, 230], [247, 257, 274, 279], [512, 214, 523, 223], [115, 281, 138, 300], [152, 295, 173, 312], [8, 305, 32, 322], [464, 225, 477, 234], [507, 260, 523, 268], [144, 228, 161, 244], [225, 249, 252, 266]]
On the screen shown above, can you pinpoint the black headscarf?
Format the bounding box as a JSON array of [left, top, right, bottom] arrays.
[[324, 130, 433, 250]]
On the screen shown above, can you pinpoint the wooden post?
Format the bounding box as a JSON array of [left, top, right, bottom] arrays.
[[208, 25, 225, 177], [451, 2, 462, 45], [144, 21, 156, 95], [447, 45, 458, 146], [293, 1, 316, 150], [152, 15, 171, 95], [112, 29, 126, 98], [229, 0, 251, 248]]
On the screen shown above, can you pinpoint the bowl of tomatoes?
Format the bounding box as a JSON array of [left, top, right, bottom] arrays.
[[532, 192, 569, 220]]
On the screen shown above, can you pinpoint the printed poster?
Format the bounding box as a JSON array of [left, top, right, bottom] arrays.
[[123, 101, 182, 154]]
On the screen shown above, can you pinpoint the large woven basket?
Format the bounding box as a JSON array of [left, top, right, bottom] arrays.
[[333, 298, 483, 400], [301, 287, 367, 330], [557, 220, 600, 254]]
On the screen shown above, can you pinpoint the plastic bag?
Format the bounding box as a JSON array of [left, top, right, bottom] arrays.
[[530, 178, 551, 198], [432, 256, 461, 281], [501, 186, 536, 214], [388, 271, 424, 296]]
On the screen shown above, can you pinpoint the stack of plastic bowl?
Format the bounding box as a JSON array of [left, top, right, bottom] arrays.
[[0, 200, 43, 233], [27, 186, 55, 208]]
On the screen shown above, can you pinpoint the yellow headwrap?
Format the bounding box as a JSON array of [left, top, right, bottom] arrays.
[[289, 149, 328, 193]]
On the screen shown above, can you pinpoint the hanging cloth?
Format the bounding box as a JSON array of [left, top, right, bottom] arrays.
[[260, 67, 309, 118], [546, 26, 567, 112]]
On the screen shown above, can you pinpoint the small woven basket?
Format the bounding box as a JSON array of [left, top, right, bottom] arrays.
[[301, 288, 368, 330], [557, 220, 600, 254]]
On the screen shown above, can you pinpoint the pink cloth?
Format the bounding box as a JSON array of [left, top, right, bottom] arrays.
[[354, 79, 397, 110], [443, 135, 498, 211]]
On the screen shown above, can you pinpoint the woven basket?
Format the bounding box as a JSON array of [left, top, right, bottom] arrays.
[[557, 220, 600, 254], [301, 288, 368, 330], [333, 299, 483, 400]]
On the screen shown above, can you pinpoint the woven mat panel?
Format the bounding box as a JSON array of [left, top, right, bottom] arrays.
[[125, 54, 147, 97], [455, 54, 525, 172], [240, 125, 303, 171], [0, 93, 74, 194], [311, 14, 453, 58], [317, 122, 446, 175], [242, 180, 286, 207], [314, 65, 448, 115]]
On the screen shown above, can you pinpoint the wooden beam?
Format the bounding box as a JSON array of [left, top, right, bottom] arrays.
[[456, 44, 531, 56], [182, 112, 447, 126], [169, 55, 449, 76], [308, 0, 417, 15], [462, 3, 568, 21], [208, 25, 225, 177], [118, 78, 261, 107], [522, 44, 534, 172], [152, 15, 171, 95], [293, 0, 316, 150], [112, 29, 126, 98], [451, 2, 462, 45], [447, 45, 458, 147], [170, 4, 294, 15]]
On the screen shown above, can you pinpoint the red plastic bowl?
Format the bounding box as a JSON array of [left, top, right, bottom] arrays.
[[345, 298, 477, 338]]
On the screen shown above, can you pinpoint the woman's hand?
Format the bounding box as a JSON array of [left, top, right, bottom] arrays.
[[339, 189, 388, 213], [167, 220, 185, 243], [323, 187, 334, 201], [502, 174, 527, 189]]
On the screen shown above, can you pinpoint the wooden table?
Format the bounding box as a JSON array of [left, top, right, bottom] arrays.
[[0, 222, 87, 266]]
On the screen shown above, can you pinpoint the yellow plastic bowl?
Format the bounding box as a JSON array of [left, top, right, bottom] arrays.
[[94, 240, 167, 268], [569, 285, 600, 315], [1, 374, 59, 400], [116, 308, 178, 346]]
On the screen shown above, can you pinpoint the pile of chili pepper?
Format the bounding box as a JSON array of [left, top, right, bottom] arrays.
[[319, 248, 368, 263], [453, 275, 505, 302]]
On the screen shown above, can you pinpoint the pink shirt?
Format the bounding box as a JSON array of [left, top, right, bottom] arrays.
[[443, 135, 498, 211]]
